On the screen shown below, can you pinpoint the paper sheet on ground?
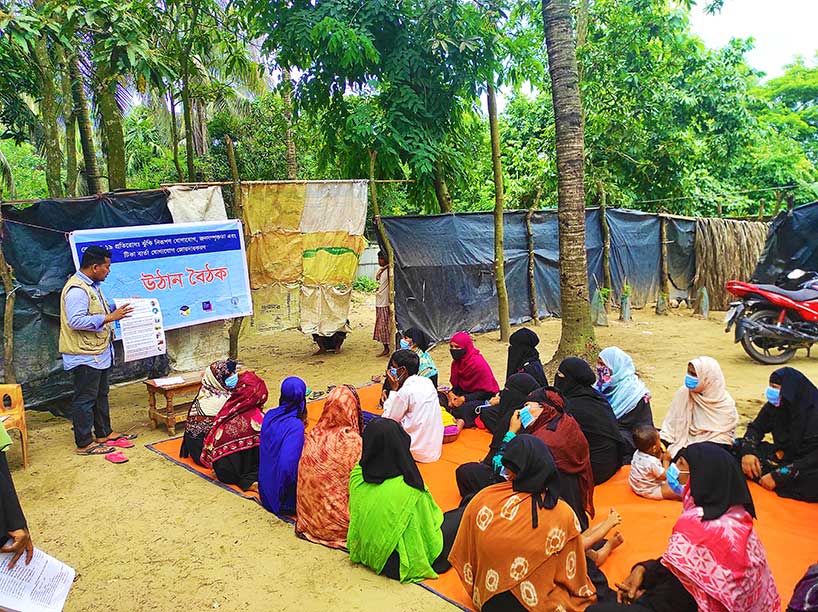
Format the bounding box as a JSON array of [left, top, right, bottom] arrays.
[[115, 298, 166, 362], [0, 548, 75, 612]]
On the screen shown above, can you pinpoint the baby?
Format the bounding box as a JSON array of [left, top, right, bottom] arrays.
[[629, 425, 682, 501]]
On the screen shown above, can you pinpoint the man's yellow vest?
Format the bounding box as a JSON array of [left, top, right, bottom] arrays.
[[58, 274, 113, 355]]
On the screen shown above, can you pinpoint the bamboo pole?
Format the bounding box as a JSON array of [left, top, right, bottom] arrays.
[[370, 151, 397, 351], [225, 135, 244, 361], [525, 208, 540, 325], [597, 181, 613, 308]]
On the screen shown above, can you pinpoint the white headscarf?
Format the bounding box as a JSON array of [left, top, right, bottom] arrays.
[[660, 356, 738, 457]]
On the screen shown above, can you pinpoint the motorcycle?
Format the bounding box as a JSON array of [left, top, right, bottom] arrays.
[[725, 269, 818, 364]]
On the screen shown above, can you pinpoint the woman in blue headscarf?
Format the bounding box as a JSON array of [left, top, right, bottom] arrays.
[[259, 376, 308, 515], [596, 347, 654, 461]]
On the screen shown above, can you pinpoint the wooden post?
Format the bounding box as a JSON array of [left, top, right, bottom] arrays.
[[225, 135, 243, 360], [786, 193, 795, 210], [773, 191, 784, 215], [660, 215, 670, 296], [757, 198, 765, 221], [0, 211, 16, 384], [525, 208, 540, 324], [370, 151, 397, 350], [597, 181, 612, 308]]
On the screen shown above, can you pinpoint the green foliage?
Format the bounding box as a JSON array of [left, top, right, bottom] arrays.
[[0, 140, 48, 200], [353, 276, 378, 293]]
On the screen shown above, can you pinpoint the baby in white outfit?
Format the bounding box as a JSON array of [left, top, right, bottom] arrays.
[[629, 425, 682, 500]]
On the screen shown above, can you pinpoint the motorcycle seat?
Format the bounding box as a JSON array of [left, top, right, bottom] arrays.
[[755, 284, 818, 302]]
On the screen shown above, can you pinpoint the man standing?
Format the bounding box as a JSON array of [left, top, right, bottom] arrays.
[[60, 246, 133, 454], [373, 250, 391, 357]]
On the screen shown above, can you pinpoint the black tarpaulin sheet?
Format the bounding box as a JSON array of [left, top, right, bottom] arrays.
[[753, 201, 818, 283], [529, 208, 604, 318], [0, 191, 172, 409], [666, 217, 696, 299], [379, 212, 532, 343], [606, 209, 661, 308]]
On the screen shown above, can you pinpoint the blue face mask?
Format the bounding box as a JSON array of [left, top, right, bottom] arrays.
[[399, 339, 411, 350], [684, 375, 699, 390], [389, 367, 399, 379], [766, 386, 781, 406], [666, 463, 685, 496], [224, 373, 239, 389], [519, 405, 535, 429]]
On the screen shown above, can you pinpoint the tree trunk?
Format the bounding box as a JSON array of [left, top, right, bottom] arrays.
[[95, 66, 127, 190], [283, 67, 298, 180], [0, 207, 16, 383], [225, 135, 243, 361], [433, 161, 453, 213], [168, 89, 184, 182], [181, 77, 196, 181], [31, 33, 63, 198], [69, 57, 101, 194], [597, 180, 612, 295], [542, 0, 596, 362], [370, 150, 397, 351], [487, 83, 511, 341], [57, 48, 78, 197], [193, 100, 209, 156]]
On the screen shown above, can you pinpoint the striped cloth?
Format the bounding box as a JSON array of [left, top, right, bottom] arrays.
[[373, 306, 391, 344]]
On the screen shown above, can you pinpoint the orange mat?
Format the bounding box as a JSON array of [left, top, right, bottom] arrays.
[[147, 384, 818, 611]]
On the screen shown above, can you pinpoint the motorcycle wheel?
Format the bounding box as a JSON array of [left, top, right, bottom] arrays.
[[740, 309, 798, 365]]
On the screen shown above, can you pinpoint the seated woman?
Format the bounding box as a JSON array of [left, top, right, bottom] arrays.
[[556, 358, 624, 485], [447, 331, 500, 428], [589, 442, 780, 612], [505, 328, 548, 387], [401, 327, 439, 387], [295, 385, 363, 549], [450, 435, 598, 612], [258, 376, 308, 515], [595, 347, 654, 460], [458, 387, 595, 531], [348, 418, 460, 583], [180, 359, 237, 465], [481, 372, 541, 447], [660, 356, 738, 458], [736, 367, 818, 502], [200, 371, 267, 492]]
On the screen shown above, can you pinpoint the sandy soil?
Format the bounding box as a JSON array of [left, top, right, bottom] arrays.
[[9, 292, 818, 612]]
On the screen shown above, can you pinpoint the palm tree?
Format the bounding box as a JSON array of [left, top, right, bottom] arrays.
[[542, 0, 596, 360]]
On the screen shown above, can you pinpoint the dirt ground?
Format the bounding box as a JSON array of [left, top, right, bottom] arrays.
[[9, 292, 818, 612]]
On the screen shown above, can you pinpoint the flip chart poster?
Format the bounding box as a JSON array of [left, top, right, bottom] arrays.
[[69, 220, 252, 330]]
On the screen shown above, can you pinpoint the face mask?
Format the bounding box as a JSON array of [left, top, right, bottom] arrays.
[[519, 405, 536, 429], [666, 463, 685, 496], [684, 375, 699, 390], [450, 348, 467, 361], [596, 366, 612, 389], [389, 367, 400, 379], [399, 339, 411, 350], [224, 373, 239, 389], [766, 386, 781, 406]]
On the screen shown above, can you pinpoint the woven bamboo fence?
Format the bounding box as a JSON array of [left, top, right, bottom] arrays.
[[693, 218, 769, 310]]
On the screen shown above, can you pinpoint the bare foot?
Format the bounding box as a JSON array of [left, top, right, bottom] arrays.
[[247, 482, 259, 493], [455, 418, 466, 431], [594, 531, 625, 567], [313, 347, 327, 356]]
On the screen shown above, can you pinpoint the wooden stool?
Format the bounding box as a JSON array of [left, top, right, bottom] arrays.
[[0, 384, 29, 468], [144, 372, 203, 435]]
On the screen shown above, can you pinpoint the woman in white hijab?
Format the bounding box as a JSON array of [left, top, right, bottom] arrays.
[[660, 356, 738, 457]]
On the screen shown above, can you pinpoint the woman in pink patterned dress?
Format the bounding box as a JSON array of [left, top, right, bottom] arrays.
[[589, 441, 780, 612]]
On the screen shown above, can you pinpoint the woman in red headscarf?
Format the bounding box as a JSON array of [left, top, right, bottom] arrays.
[[447, 332, 500, 428], [200, 371, 268, 491]]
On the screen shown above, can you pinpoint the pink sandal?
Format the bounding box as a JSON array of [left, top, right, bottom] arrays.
[[107, 438, 135, 449], [105, 451, 129, 464]]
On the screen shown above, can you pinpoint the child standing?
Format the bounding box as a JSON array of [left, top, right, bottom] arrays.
[[373, 251, 391, 357], [629, 425, 682, 500]]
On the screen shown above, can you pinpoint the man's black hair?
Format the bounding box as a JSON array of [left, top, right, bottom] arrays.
[[378, 250, 386, 259], [633, 424, 659, 453], [80, 245, 112, 268], [390, 349, 419, 376]]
